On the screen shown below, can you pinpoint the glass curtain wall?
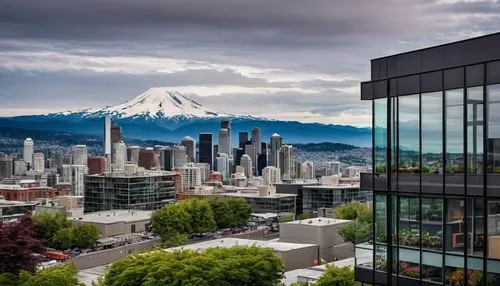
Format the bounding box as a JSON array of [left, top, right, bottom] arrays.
[[398, 95, 420, 192], [445, 89, 465, 194], [487, 84, 500, 193], [374, 98, 388, 190]]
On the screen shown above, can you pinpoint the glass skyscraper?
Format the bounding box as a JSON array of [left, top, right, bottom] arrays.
[[357, 33, 500, 285]]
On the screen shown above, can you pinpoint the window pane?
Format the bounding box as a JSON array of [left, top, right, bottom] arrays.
[[391, 97, 398, 191], [398, 95, 420, 192], [374, 98, 387, 175], [446, 89, 465, 193], [487, 200, 500, 259], [446, 199, 465, 254], [422, 92, 443, 193], [445, 255, 464, 286], [422, 251, 443, 283], [399, 196, 420, 248], [467, 87, 484, 195], [375, 244, 388, 272], [375, 194, 387, 244], [399, 247, 420, 279], [422, 198, 443, 251], [467, 198, 484, 257], [487, 84, 500, 193]]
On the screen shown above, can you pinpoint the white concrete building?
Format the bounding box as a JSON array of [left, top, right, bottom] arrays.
[[176, 163, 202, 191], [23, 138, 34, 168], [173, 145, 187, 168], [113, 142, 127, 171], [72, 145, 88, 166], [263, 166, 281, 185], [33, 152, 45, 172], [240, 154, 253, 179]]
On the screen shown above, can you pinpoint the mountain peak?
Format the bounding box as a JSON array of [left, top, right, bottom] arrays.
[[100, 87, 231, 119]]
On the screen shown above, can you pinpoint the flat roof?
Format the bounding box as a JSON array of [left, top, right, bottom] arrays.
[[167, 238, 316, 252], [284, 217, 351, 227], [73, 210, 152, 224], [223, 192, 297, 199], [251, 213, 279, 219], [302, 185, 359, 190]]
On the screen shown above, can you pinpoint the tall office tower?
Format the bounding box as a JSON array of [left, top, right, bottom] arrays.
[[138, 148, 157, 170], [240, 154, 253, 179], [244, 143, 257, 175], [270, 133, 281, 168], [104, 116, 112, 156], [175, 163, 202, 191], [232, 148, 244, 166], [23, 138, 34, 169], [111, 124, 122, 145], [87, 156, 106, 175], [0, 157, 13, 180], [326, 161, 341, 176], [72, 145, 88, 166], [195, 163, 211, 182], [113, 142, 127, 170], [173, 145, 188, 168], [181, 136, 196, 162], [215, 153, 230, 180], [251, 127, 262, 154], [261, 142, 268, 156], [300, 162, 314, 180], [239, 132, 249, 149], [33, 152, 45, 172], [159, 148, 173, 171], [127, 146, 140, 163], [257, 154, 267, 176], [218, 128, 230, 156], [72, 165, 88, 196], [279, 145, 293, 180], [263, 166, 281, 185], [221, 120, 231, 148], [13, 160, 26, 176], [199, 133, 213, 169]]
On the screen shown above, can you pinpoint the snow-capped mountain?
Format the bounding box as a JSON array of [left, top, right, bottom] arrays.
[[0, 87, 372, 146]]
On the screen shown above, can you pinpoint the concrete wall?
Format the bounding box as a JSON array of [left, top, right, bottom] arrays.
[[73, 219, 150, 238], [69, 238, 160, 270], [229, 229, 265, 240], [279, 245, 319, 271]]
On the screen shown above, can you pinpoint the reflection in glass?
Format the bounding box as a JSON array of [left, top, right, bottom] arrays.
[[422, 198, 443, 251], [446, 199, 465, 254], [445, 255, 464, 286], [398, 94, 420, 173], [422, 251, 442, 283], [374, 99, 387, 175], [398, 197, 420, 248], [467, 87, 484, 175], [399, 248, 420, 279], [487, 200, 500, 259], [375, 194, 387, 244], [466, 198, 484, 257], [422, 92, 443, 175], [391, 97, 398, 191], [375, 244, 388, 272], [445, 89, 465, 175], [487, 84, 500, 177]]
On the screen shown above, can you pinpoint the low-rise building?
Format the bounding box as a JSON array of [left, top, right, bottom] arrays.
[[0, 183, 71, 202], [280, 217, 352, 263], [0, 198, 36, 220], [84, 171, 178, 212], [301, 185, 369, 216], [168, 238, 319, 271], [72, 210, 153, 238]]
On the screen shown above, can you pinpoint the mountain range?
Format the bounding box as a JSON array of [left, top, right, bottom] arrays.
[[0, 88, 371, 146]]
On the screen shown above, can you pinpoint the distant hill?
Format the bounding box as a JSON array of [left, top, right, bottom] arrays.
[[293, 142, 360, 152]]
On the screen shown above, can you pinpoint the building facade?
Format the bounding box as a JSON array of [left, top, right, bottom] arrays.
[[84, 172, 177, 212], [23, 138, 34, 168], [181, 136, 196, 163], [199, 133, 213, 169], [357, 33, 500, 285]]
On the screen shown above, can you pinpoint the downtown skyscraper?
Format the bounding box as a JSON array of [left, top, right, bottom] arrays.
[[199, 133, 213, 169]]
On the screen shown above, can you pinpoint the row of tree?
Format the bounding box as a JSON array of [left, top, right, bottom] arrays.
[[94, 246, 285, 286], [33, 212, 101, 250], [0, 264, 83, 286], [151, 198, 251, 246]]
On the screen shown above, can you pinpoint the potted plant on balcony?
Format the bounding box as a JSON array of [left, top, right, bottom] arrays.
[[447, 269, 464, 286]]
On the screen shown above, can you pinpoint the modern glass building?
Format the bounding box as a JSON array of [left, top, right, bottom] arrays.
[[357, 33, 500, 285]]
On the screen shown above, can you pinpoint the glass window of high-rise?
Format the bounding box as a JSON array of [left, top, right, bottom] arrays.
[[357, 33, 500, 285]]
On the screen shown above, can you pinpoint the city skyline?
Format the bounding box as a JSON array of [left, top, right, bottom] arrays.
[[2, 0, 500, 127]]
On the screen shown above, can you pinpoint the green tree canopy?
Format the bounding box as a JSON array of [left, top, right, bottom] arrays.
[[51, 227, 75, 250], [335, 202, 371, 221], [99, 246, 284, 286], [335, 202, 372, 245], [32, 212, 72, 246], [315, 266, 355, 286], [151, 199, 216, 246], [73, 224, 101, 249], [209, 198, 252, 229], [17, 263, 82, 286]]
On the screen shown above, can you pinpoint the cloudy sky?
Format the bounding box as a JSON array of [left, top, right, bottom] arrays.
[[1, 0, 499, 127]]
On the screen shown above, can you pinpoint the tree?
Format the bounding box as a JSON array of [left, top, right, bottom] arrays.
[[0, 214, 45, 275], [18, 263, 83, 286], [151, 199, 215, 246], [335, 202, 372, 245], [32, 212, 72, 246], [51, 227, 75, 250], [73, 223, 101, 249], [315, 266, 355, 286], [335, 202, 370, 220], [298, 213, 309, 220], [209, 198, 251, 229], [99, 246, 285, 286]]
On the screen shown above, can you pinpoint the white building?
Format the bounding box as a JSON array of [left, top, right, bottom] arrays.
[[263, 166, 281, 185], [113, 142, 127, 171], [244, 144, 257, 175], [23, 138, 34, 168], [326, 161, 341, 176], [181, 136, 196, 162], [342, 166, 361, 178], [251, 127, 262, 154], [173, 145, 187, 168], [300, 162, 315, 180], [61, 165, 88, 196], [218, 128, 230, 156], [195, 163, 211, 182], [176, 163, 202, 191], [215, 153, 230, 180], [127, 146, 140, 163], [33, 152, 45, 172], [240, 154, 253, 179], [72, 145, 88, 166]]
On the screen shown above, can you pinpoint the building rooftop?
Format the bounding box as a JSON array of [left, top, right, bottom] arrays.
[[223, 192, 297, 199], [302, 184, 359, 190], [0, 199, 35, 206], [86, 171, 177, 178], [284, 217, 351, 227], [167, 238, 316, 253], [72, 210, 153, 224]]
